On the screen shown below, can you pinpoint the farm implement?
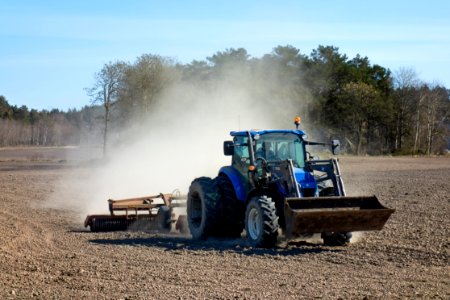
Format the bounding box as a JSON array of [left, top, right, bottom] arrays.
[[84, 191, 187, 233]]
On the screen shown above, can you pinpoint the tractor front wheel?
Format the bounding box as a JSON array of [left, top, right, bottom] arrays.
[[321, 232, 352, 246], [245, 196, 279, 247]]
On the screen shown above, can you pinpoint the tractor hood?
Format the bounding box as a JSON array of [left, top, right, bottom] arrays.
[[293, 167, 318, 196]]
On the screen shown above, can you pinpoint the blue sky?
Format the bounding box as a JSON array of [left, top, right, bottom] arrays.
[[1, 0, 449, 111]]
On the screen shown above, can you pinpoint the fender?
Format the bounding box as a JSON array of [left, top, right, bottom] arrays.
[[218, 166, 246, 202]]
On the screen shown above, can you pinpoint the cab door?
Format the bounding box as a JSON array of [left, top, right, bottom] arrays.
[[232, 135, 252, 194]]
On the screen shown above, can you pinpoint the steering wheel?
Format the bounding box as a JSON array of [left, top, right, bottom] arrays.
[[255, 157, 269, 171]]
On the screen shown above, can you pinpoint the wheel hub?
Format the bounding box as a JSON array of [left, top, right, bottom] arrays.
[[247, 207, 261, 240]]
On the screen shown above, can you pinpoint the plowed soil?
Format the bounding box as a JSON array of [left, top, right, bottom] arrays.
[[0, 148, 449, 299]]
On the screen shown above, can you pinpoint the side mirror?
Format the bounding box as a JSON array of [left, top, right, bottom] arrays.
[[332, 139, 340, 155], [223, 141, 234, 156]]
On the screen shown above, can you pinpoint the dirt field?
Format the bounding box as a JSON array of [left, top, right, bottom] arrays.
[[0, 148, 449, 299]]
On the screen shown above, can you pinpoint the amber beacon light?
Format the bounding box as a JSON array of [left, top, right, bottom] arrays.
[[294, 116, 301, 129]]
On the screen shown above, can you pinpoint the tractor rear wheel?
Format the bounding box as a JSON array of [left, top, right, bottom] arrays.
[[187, 177, 221, 240], [245, 196, 279, 247], [216, 175, 244, 238]]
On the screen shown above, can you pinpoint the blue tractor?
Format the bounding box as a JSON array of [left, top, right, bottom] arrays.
[[187, 119, 394, 247]]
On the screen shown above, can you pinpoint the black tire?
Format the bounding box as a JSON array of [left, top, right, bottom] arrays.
[[318, 183, 352, 245], [187, 177, 222, 240], [245, 196, 279, 247], [216, 175, 244, 238], [321, 232, 352, 246], [157, 206, 172, 233]]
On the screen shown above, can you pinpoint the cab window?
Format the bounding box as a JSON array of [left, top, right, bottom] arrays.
[[255, 133, 305, 168], [233, 136, 249, 166]]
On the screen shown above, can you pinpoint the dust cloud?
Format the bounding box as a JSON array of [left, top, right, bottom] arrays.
[[46, 64, 314, 223]]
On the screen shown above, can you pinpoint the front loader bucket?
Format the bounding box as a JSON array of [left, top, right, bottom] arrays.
[[284, 196, 395, 237]]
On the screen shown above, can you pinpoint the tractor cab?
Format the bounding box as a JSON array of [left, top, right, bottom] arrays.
[[224, 130, 319, 199]]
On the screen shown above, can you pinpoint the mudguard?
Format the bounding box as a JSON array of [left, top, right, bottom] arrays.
[[219, 166, 246, 202]]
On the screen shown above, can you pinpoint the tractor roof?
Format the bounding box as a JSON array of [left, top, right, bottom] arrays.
[[230, 129, 306, 137]]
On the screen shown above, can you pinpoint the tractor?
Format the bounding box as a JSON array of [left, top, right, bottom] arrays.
[[187, 118, 394, 247]]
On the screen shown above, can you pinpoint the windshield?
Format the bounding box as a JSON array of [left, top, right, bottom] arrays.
[[255, 132, 305, 168]]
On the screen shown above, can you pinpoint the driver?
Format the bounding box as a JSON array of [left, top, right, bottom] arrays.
[[256, 142, 277, 160]]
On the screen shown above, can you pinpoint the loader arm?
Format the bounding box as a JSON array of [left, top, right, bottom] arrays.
[[307, 159, 346, 196], [283, 158, 395, 238]]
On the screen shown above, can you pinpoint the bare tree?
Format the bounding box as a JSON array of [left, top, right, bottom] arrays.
[[393, 67, 421, 151], [85, 61, 126, 157], [424, 84, 449, 155], [413, 91, 426, 154], [393, 67, 421, 89]]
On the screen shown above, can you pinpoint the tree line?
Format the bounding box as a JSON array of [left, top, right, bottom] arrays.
[[1, 45, 449, 154], [0, 96, 102, 147]]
